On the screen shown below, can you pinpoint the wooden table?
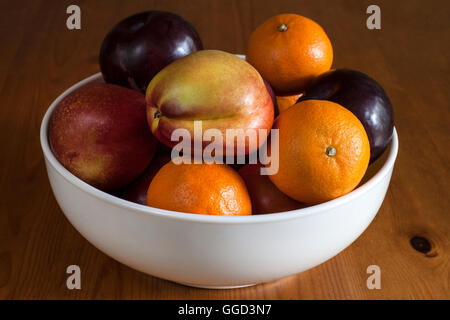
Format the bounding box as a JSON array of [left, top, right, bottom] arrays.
[[0, 0, 449, 300]]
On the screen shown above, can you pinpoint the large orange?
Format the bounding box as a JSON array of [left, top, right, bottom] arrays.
[[246, 14, 333, 95], [268, 100, 370, 204], [147, 161, 252, 215]]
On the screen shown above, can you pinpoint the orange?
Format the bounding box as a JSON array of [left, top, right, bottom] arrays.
[[147, 161, 252, 215], [268, 100, 370, 204], [276, 93, 302, 113], [246, 14, 333, 95]]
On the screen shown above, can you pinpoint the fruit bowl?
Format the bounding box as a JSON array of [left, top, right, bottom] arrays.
[[40, 72, 398, 289]]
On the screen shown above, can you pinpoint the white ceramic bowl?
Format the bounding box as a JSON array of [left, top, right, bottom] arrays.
[[40, 72, 398, 289]]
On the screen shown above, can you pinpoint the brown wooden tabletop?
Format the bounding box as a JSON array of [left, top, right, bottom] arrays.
[[0, 0, 449, 300]]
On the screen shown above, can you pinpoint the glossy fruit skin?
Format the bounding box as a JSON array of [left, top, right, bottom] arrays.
[[122, 153, 171, 205], [298, 69, 394, 162], [239, 164, 305, 214], [147, 161, 252, 215], [246, 13, 333, 95], [146, 50, 274, 156], [99, 11, 203, 92], [263, 79, 278, 117], [268, 100, 370, 204], [49, 83, 158, 191]]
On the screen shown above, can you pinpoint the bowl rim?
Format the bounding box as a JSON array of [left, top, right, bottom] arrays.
[[40, 72, 398, 225]]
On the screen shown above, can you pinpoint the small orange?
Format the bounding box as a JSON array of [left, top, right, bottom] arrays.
[[268, 100, 370, 204], [246, 14, 333, 95], [147, 161, 252, 215], [276, 93, 302, 113]]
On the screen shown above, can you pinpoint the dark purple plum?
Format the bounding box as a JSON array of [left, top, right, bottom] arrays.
[[99, 11, 203, 92], [298, 69, 394, 162], [122, 153, 171, 205]]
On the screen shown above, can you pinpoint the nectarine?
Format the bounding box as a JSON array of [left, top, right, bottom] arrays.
[[146, 50, 274, 158], [49, 83, 158, 191]]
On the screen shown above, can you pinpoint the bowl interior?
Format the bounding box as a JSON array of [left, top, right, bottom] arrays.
[[40, 73, 398, 224]]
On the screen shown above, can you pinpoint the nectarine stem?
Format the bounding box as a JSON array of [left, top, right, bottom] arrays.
[[154, 110, 162, 118]]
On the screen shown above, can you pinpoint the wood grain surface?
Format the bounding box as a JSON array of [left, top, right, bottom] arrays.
[[0, 0, 449, 299]]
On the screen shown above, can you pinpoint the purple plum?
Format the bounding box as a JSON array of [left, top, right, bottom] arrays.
[[298, 69, 394, 162], [122, 153, 171, 205], [99, 11, 203, 92]]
